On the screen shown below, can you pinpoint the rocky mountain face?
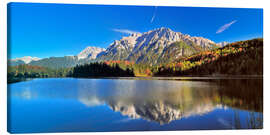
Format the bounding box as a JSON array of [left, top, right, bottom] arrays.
[[97, 27, 220, 64], [97, 33, 141, 61], [217, 41, 229, 47], [77, 47, 105, 60]]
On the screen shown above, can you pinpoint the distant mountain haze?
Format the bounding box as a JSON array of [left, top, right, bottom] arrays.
[[8, 56, 41, 66], [11, 56, 40, 64], [9, 27, 226, 68]]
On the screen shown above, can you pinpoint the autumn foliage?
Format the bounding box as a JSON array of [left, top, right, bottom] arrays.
[[154, 38, 263, 76]]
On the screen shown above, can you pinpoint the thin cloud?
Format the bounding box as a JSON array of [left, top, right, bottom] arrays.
[[216, 20, 237, 34], [150, 6, 158, 23], [217, 118, 232, 128], [112, 29, 140, 35], [114, 117, 135, 123]]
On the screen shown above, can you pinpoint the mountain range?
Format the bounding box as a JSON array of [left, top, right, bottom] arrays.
[[9, 56, 41, 66], [9, 27, 229, 69]]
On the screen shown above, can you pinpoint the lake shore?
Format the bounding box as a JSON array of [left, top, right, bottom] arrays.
[[101, 75, 263, 81], [8, 75, 263, 84]]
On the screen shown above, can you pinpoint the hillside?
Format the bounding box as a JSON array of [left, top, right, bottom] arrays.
[[28, 56, 94, 69], [157, 41, 202, 64], [154, 38, 263, 76]]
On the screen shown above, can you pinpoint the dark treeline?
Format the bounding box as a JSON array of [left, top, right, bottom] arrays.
[[71, 62, 134, 77], [216, 79, 263, 112], [7, 64, 72, 83], [8, 62, 135, 83]]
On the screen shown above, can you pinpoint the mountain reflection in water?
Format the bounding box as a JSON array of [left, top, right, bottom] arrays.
[[77, 79, 262, 124], [79, 80, 222, 124], [8, 78, 263, 132]]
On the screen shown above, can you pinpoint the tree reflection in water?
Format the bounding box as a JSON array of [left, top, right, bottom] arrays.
[[233, 111, 263, 129]]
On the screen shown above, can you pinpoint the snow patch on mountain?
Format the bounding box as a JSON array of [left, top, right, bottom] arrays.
[[77, 47, 105, 60], [11, 56, 41, 64]]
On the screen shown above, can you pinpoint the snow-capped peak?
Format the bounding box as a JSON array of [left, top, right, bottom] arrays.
[[77, 46, 105, 60], [12, 56, 41, 64]]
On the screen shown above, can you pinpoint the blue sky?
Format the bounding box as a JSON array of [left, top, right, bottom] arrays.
[[8, 3, 263, 59]]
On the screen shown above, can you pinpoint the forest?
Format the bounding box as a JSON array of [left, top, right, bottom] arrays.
[[71, 62, 134, 77], [154, 38, 263, 76], [7, 38, 263, 83]]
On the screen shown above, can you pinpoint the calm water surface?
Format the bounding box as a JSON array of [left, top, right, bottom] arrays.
[[8, 78, 263, 133]]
